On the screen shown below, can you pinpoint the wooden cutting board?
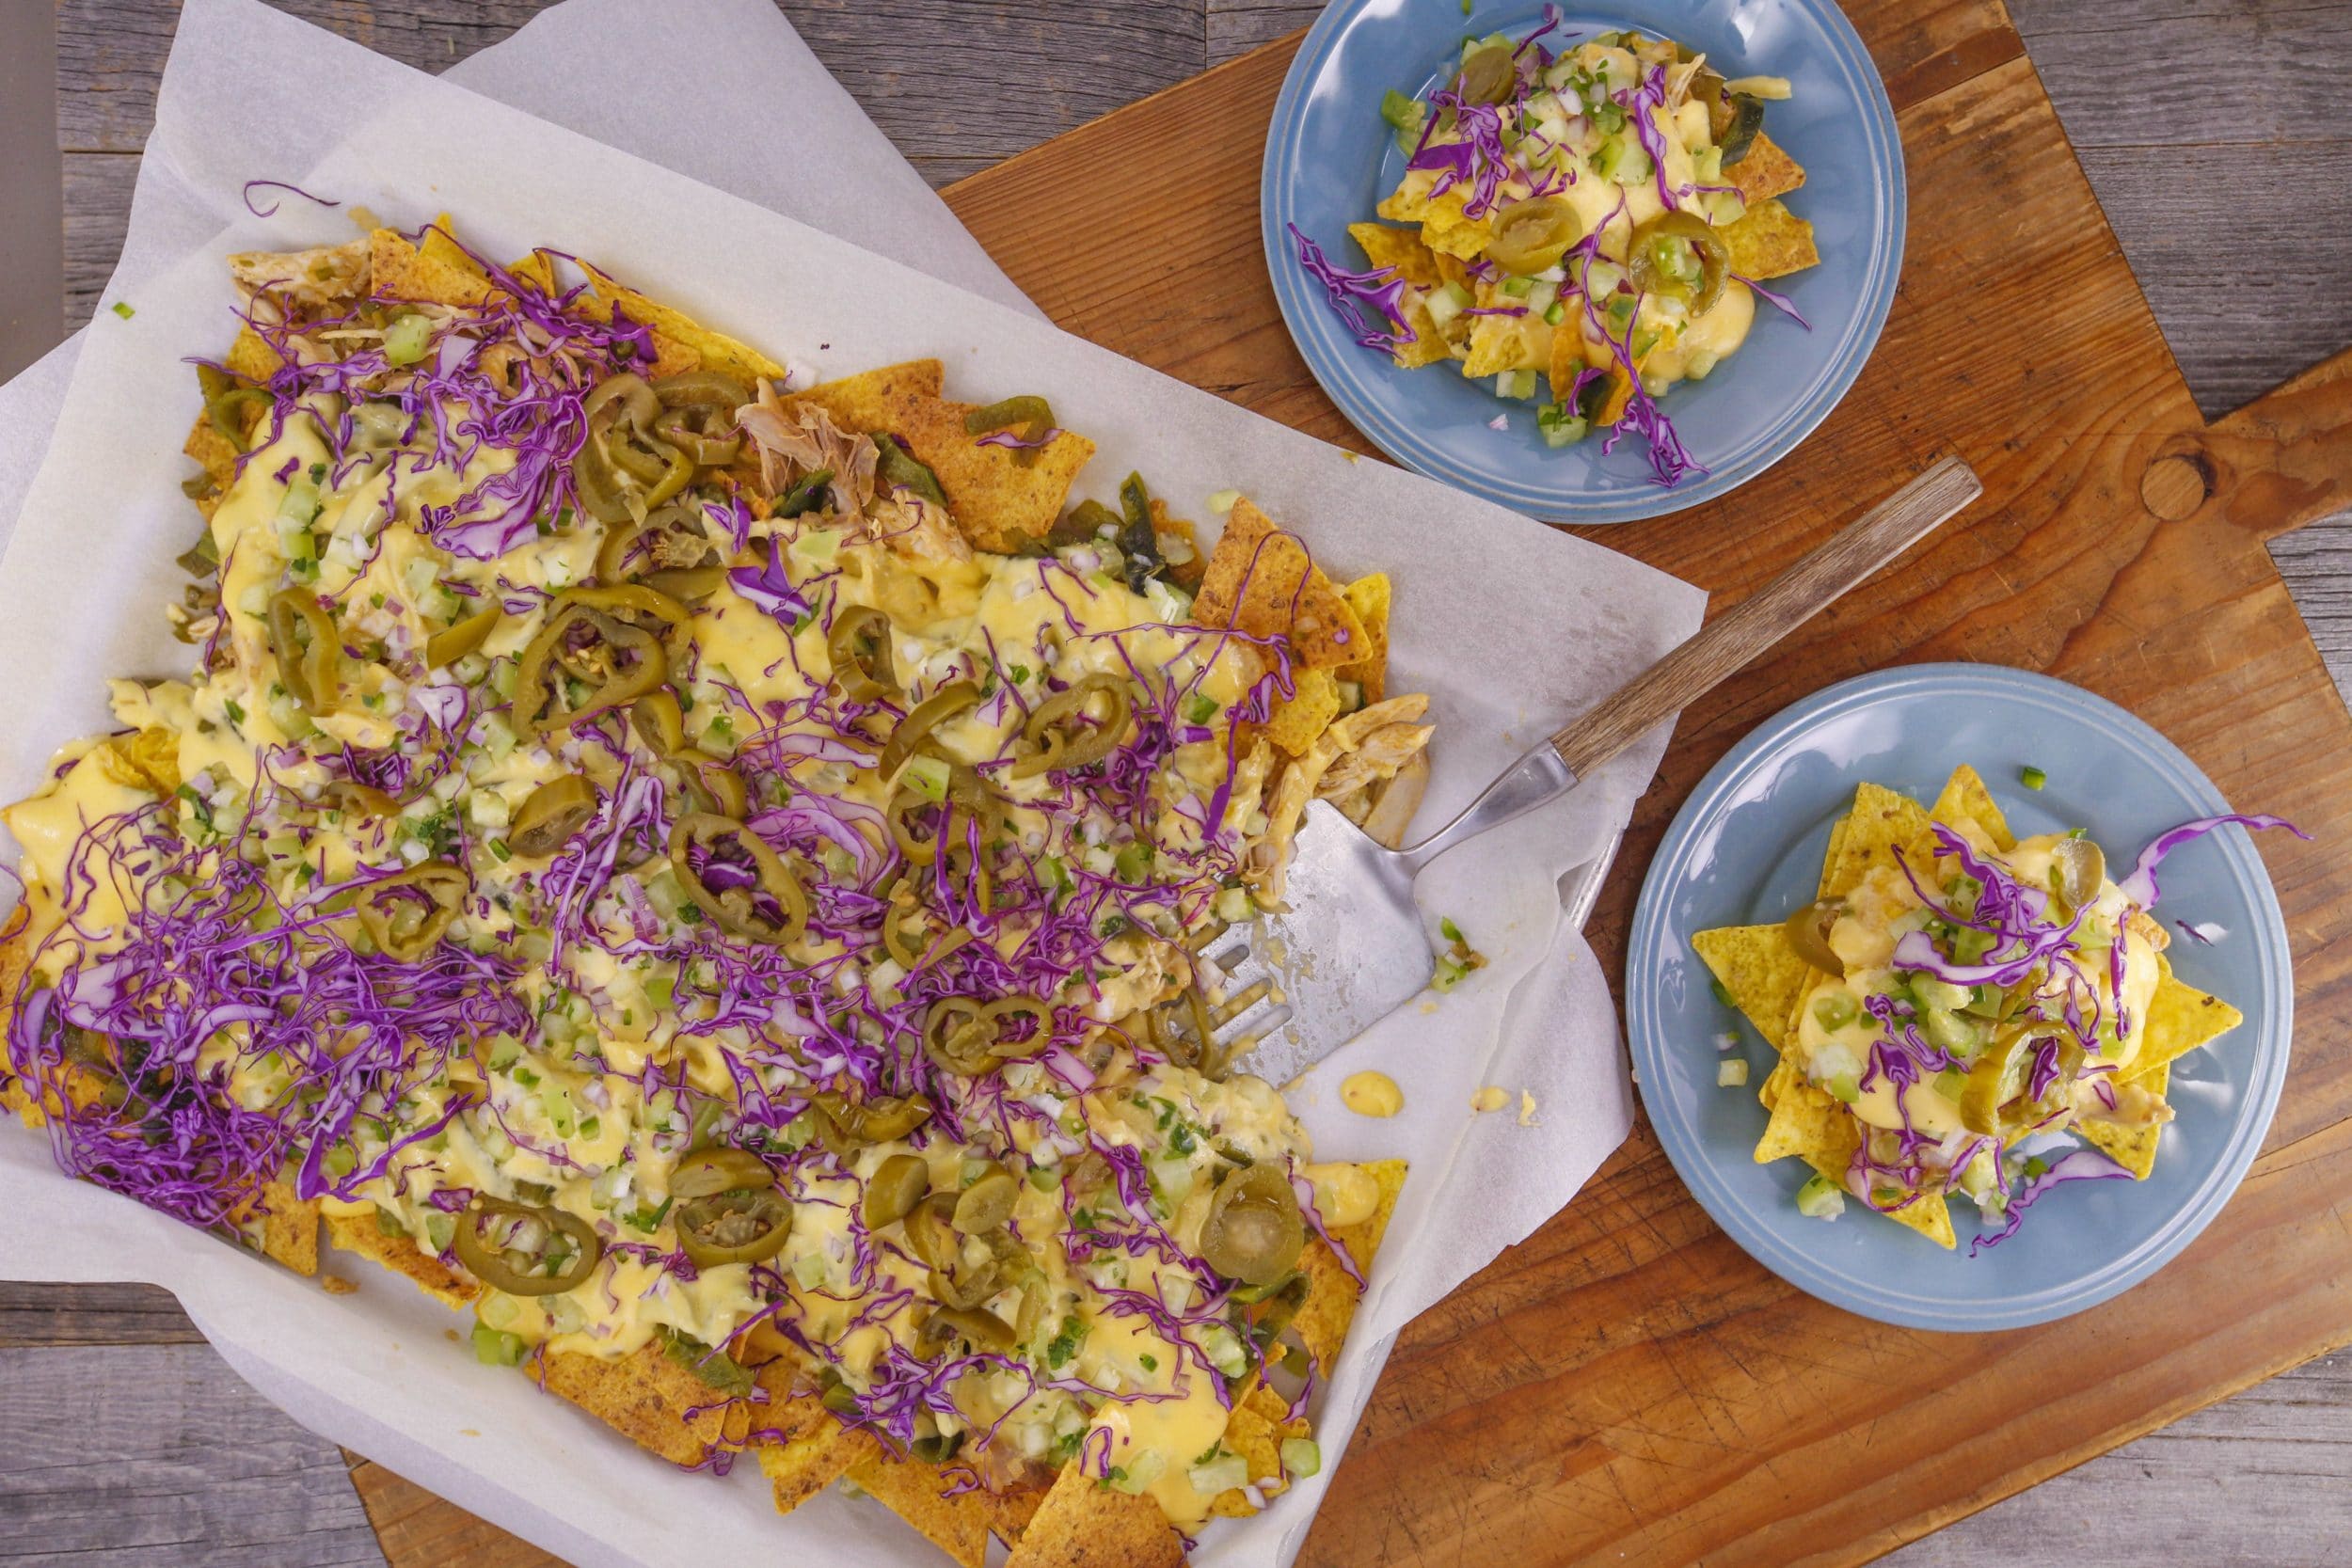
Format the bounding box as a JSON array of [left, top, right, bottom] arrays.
[[946, 5, 2352, 1566], [361, 2, 2352, 1563]]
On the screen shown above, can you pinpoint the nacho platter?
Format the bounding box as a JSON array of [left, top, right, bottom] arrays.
[[0, 216, 1450, 1566]]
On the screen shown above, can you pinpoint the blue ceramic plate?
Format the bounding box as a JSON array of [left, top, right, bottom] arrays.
[[1262, 0, 1904, 523], [1625, 666, 2296, 1331]]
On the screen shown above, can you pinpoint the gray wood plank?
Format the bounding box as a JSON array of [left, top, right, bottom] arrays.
[[0, 1344, 386, 1568], [0, 1281, 202, 1349], [1883, 1353, 2352, 1568], [61, 152, 137, 336]]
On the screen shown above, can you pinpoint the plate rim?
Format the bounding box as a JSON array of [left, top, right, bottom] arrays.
[[1623, 662, 2296, 1331], [1258, 0, 1910, 524]]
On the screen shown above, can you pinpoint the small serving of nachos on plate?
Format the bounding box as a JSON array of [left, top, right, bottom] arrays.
[[1292, 9, 1820, 486], [0, 217, 1430, 1563], [1692, 765, 2291, 1252]]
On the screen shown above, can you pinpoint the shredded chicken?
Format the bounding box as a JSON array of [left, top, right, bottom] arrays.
[[868, 492, 972, 563], [735, 384, 880, 522], [228, 239, 371, 312], [1250, 694, 1432, 900]]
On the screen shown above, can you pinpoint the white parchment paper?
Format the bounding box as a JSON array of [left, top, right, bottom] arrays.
[[0, 2, 1704, 1562]]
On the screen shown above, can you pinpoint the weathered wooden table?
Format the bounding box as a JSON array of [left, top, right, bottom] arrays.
[[5, 2, 2348, 1564]]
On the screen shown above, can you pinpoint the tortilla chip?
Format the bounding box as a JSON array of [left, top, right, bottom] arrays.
[[1207, 1381, 1312, 1518], [1821, 782, 1932, 898], [1191, 499, 1368, 670], [1693, 925, 1811, 1053], [1260, 668, 1343, 756], [539, 1339, 750, 1467], [324, 1209, 478, 1307], [1753, 1057, 1855, 1167], [2128, 961, 2243, 1081], [1460, 310, 1550, 379], [785, 359, 945, 434], [416, 220, 492, 290], [1145, 499, 1207, 591], [252, 1180, 319, 1276], [582, 262, 785, 385], [1721, 198, 1820, 281], [757, 1395, 877, 1515], [1333, 574, 1391, 705], [1348, 222, 1440, 289], [1929, 764, 2015, 852], [1730, 133, 1806, 203], [369, 227, 493, 309], [2081, 1062, 2169, 1179], [1594, 360, 1636, 426], [1548, 324, 1585, 404], [850, 1455, 1046, 1568], [1390, 291, 1458, 370], [1419, 204, 1494, 261], [1003, 1462, 1184, 1568], [183, 413, 241, 491], [1292, 1159, 1406, 1372], [223, 325, 281, 384], [504, 250, 559, 295], [1879, 1190, 1957, 1250], [879, 390, 1096, 554]]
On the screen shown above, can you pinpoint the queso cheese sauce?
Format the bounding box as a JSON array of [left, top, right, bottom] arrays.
[[0, 226, 1417, 1538]]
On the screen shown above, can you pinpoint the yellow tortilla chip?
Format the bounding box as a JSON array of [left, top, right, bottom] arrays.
[[1003, 1460, 1184, 1568], [1260, 667, 1343, 756], [583, 261, 785, 385], [850, 1456, 1046, 1568], [224, 325, 281, 384], [1692, 925, 1810, 1053], [1390, 291, 1457, 370], [369, 227, 493, 309], [1334, 574, 1391, 705], [539, 1339, 750, 1467], [1191, 499, 1369, 670], [1879, 1189, 1957, 1250], [1347, 222, 1440, 289], [1207, 1381, 1311, 1518], [324, 1209, 477, 1307], [878, 390, 1096, 555], [1721, 198, 1820, 281], [416, 218, 492, 289], [757, 1394, 876, 1516], [1753, 1057, 1855, 1167], [1292, 1159, 1406, 1372], [1821, 782, 1932, 898], [1459, 311, 1550, 379], [1730, 133, 1806, 203], [1929, 764, 2015, 852], [2081, 1062, 2169, 1179], [251, 1180, 319, 1276], [2128, 961, 2243, 1082], [784, 358, 944, 435], [183, 412, 241, 493], [1419, 205, 1494, 261], [1594, 360, 1636, 426], [1816, 816, 1851, 898]]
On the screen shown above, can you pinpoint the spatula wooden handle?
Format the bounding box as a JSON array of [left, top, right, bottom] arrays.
[[1548, 454, 1982, 779]]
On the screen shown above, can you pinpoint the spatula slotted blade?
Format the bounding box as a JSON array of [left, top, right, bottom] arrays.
[[1219, 800, 1431, 1087]]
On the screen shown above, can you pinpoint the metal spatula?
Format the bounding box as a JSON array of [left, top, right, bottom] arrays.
[[1211, 454, 1984, 1085]]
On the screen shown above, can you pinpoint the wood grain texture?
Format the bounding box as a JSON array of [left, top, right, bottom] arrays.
[[0, 1345, 385, 1568], [15, 2, 2352, 1566], [2007, 0, 2352, 421], [347, 1459, 563, 1568], [1549, 457, 1983, 777], [0, 1280, 202, 1349]]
